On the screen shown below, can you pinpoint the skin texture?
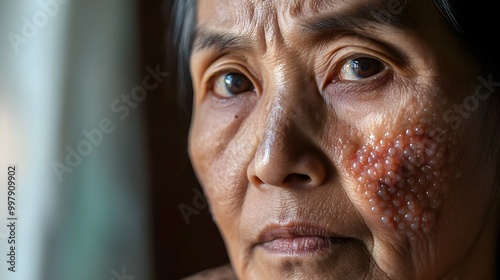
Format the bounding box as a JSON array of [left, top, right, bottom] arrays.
[[188, 0, 500, 279]]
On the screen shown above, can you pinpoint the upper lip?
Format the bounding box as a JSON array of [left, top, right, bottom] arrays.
[[257, 223, 348, 245]]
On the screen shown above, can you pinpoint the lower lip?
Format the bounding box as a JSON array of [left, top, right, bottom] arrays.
[[260, 237, 345, 255]]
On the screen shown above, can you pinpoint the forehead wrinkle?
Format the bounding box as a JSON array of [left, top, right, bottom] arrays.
[[286, 0, 344, 18], [227, 0, 288, 53], [234, 0, 256, 30], [242, 0, 340, 42], [247, 0, 348, 19], [197, 0, 256, 35], [249, 1, 287, 49], [243, 0, 333, 51], [251, 0, 401, 46], [284, 0, 408, 24]]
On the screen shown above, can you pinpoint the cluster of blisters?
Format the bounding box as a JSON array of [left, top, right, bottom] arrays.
[[350, 119, 453, 234]]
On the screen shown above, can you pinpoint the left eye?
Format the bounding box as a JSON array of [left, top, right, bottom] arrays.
[[339, 57, 386, 81], [212, 73, 254, 98]]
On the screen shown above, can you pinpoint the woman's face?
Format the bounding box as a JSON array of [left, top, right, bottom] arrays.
[[188, 0, 500, 279]]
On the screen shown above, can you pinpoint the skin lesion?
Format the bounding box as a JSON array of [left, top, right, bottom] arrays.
[[345, 116, 457, 235]]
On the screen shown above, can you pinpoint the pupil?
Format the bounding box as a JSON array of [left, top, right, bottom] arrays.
[[225, 74, 246, 93], [360, 61, 371, 71]]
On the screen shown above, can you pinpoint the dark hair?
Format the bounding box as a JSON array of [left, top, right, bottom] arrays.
[[166, 0, 197, 115], [431, 0, 500, 81]]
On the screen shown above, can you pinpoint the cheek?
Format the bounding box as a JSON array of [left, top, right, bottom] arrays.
[[346, 117, 456, 234], [189, 102, 256, 216]]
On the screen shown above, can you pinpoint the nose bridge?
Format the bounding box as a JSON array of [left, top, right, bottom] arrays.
[[258, 62, 311, 160], [259, 95, 294, 164], [264, 57, 315, 133], [259, 18, 317, 132], [249, 60, 327, 188]]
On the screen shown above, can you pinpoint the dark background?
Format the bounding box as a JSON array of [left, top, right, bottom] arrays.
[[138, 1, 230, 279]]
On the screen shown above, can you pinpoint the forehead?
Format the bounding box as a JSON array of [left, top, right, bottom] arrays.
[[193, 0, 422, 55], [193, 0, 424, 51], [198, 0, 345, 19], [197, 0, 380, 28]]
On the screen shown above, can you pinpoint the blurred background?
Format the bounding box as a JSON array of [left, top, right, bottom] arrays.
[[0, 0, 228, 279]]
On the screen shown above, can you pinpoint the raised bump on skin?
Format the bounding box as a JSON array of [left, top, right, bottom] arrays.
[[348, 117, 455, 234]]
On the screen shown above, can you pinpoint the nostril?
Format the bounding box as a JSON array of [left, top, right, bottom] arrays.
[[249, 174, 265, 186], [248, 145, 327, 188], [283, 173, 312, 185]]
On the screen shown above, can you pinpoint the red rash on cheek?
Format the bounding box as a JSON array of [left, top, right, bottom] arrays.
[[348, 118, 455, 234]]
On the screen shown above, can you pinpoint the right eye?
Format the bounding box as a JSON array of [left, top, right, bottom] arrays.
[[213, 73, 254, 98]]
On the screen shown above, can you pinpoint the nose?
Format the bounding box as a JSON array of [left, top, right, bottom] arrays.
[[247, 87, 328, 189]]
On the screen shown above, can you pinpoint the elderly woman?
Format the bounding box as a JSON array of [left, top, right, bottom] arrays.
[[170, 0, 500, 279]]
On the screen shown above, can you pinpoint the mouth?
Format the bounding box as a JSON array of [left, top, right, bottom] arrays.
[[257, 224, 352, 256]]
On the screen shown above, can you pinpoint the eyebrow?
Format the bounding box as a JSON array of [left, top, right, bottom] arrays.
[[192, 2, 417, 53], [192, 29, 254, 52]]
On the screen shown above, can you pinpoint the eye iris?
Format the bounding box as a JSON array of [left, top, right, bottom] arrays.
[[224, 73, 250, 94], [352, 58, 383, 78]]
